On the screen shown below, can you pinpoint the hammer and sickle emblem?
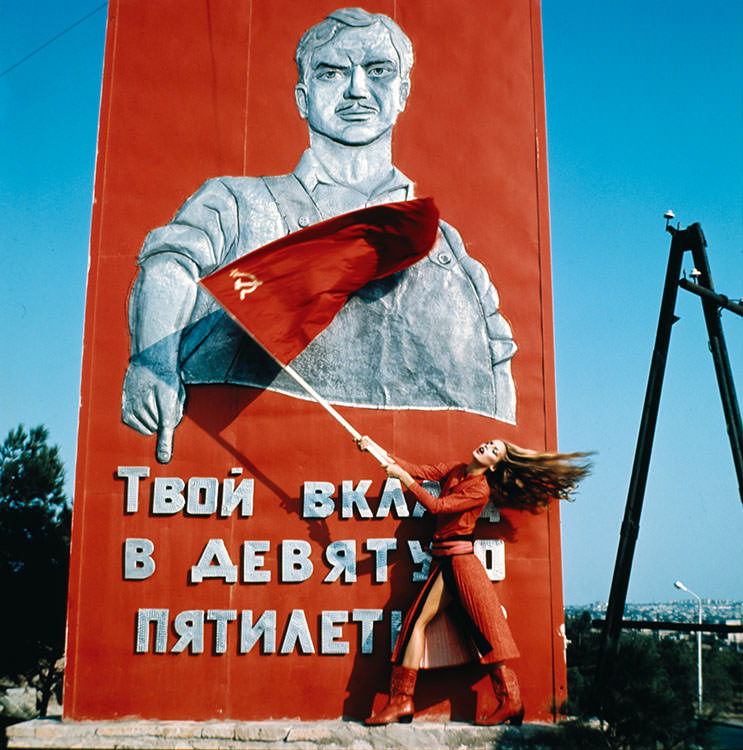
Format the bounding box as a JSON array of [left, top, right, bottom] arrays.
[[230, 270, 262, 300]]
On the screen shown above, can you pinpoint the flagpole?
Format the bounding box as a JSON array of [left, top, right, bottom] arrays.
[[199, 290, 392, 467], [269, 356, 391, 468]]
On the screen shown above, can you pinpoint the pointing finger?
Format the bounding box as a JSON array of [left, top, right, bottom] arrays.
[[156, 425, 174, 464]]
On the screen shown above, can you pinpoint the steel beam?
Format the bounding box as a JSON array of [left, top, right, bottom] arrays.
[[595, 222, 743, 709]]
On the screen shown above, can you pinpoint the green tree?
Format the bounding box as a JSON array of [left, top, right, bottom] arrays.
[[564, 613, 698, 750], [0, 425, 71, 716], [603, 634, 695, 750], [704, 642, 743, 716], [564, 610, 602, 719]]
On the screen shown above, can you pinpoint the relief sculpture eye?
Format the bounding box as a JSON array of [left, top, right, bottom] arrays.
[[366, 64, 395, 78], [316, 68, 344, 81]]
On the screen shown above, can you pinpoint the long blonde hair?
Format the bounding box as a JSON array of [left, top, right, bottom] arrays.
[[486, 441, 592, 512]]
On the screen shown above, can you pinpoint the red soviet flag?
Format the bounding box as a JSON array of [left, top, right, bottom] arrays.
[[200, 198, 439, 365]]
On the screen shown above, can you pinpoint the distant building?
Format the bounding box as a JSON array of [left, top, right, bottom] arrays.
[[727, 619, 743, 649]]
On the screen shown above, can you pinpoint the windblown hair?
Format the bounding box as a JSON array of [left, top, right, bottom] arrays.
[[486, 442, 592, 512]]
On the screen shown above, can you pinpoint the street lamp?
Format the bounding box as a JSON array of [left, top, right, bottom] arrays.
[[674, 580, 703, 715]]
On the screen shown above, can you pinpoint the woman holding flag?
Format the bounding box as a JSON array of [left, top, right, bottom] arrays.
[[356, 435, 590, 726]]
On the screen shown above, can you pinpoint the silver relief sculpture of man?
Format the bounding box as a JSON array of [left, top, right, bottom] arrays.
[[122, 8, 517, 463]]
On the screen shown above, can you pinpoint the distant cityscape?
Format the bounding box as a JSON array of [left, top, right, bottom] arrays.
[[566, 599, 743, 648], [566, 599, 743, 623]]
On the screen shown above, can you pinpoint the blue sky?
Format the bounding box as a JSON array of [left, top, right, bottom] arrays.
[[1, 1, 741, 605]]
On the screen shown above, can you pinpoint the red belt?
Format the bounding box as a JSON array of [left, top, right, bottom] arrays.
[[431, 539, 474, 557]]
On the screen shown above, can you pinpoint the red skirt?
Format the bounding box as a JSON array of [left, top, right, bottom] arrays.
[[392, 553, 520, 668]]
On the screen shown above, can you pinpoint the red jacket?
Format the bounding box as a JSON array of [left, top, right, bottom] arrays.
[[396, 457, 490, 541], [390, 457, 519, 667]]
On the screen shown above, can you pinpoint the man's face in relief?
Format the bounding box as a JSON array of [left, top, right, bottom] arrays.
[[295, 23, 409, 146]]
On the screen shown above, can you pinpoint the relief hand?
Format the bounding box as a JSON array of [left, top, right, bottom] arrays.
[[122, 362, 185, 463]]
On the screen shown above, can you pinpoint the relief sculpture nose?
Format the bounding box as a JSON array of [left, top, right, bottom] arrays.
[[345, 65, 370, 98]]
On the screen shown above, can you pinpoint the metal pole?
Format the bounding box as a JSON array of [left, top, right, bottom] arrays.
[[678, 278, 743, 317], [684, 225, 743, 505], [697, 597, 703, 715], [597, 220, 740, 708], [595, 225, 690, 704], [675, 580, 703, 715]]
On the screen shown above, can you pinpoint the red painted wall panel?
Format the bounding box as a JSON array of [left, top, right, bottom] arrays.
[[66, 0, 564, 722]]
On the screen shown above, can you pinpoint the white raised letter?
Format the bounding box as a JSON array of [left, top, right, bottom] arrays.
[[123, 538, 156, 580], [281, 540, 313, 583], [407, 540, 432, 582], [152, 477, 186, 514], [365, 538, 396, 583], [221, 477, 254, 517], [243, 540, 271, 583], [116, 466, 149, 513], [187, 477, 218, 515], [136, 608, 168, 653], [321, 610, 349, 654], [474, 539, 505, 581], [324, 540, 356, 583], [171, 610, 204, 654], [341, 479, 373, 518], [240, 610, 277, 654], [376, 478, 409, 518], [190, 539, 238, 583], [390, 610, 402, 655], [302, 481, 335, 518], [352, 609, 383, 654], [280, 609, 315, 654], [206, 609, 237, 654]]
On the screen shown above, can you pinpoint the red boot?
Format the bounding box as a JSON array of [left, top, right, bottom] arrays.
[[476, 665, 524, 726], [365, 665, 417, 725]]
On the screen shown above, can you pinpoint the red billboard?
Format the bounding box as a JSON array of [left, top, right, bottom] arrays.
[[66, 0, 563, 723]]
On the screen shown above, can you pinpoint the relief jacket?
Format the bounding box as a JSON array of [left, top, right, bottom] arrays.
[[136, 150, 517, 421]]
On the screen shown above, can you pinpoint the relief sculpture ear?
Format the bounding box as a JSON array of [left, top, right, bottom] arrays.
[[295, 84, 308, 119], [399, 80, 410, 111]]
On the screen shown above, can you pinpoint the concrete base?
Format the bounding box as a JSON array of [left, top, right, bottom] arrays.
[[5, 718, 573, 749]]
